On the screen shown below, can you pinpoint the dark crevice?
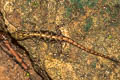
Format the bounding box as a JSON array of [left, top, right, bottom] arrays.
[[9, 33, 52, 80], [0, 27, 52, 80]]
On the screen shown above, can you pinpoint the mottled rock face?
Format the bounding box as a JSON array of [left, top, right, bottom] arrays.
[[0, 66, 10, 80], [1, 0, 120, 80]]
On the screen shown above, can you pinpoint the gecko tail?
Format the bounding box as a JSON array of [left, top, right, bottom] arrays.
[[62, 36, 120, 64]]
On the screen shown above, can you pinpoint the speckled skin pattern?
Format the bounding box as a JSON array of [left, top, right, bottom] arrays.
[[11, 30, 120, 64]]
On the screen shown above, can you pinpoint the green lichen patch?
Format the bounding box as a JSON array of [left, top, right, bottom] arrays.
[[84, 17, 93, 32], [84, 0, 98, 8], [65, 7, 72, 17]]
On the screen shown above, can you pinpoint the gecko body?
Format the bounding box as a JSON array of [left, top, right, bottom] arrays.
[[11, 30, 120, 64]]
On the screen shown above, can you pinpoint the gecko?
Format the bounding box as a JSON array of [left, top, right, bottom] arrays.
[[11, 30, 120, 64]]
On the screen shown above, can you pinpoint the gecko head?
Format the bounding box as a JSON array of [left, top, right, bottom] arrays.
[[11, 31, 29, 40]]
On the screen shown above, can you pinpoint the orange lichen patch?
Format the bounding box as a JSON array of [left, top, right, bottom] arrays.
[[4, 40, 28, 70]]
